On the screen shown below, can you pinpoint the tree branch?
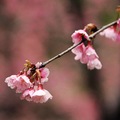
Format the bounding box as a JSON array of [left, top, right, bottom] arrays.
[[40, 20, 117, 68]]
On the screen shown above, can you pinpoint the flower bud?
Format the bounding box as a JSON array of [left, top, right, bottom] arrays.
[[116, 5, 120, 13], [84, 23, 98, 35]]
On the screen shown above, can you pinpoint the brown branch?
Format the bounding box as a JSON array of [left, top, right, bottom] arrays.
[[40, 20, 117, 68]]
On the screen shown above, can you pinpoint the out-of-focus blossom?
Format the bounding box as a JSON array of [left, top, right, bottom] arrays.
[[71, 30, 102, 70], [100, 19, 120, 42], [21, 84, 52, 103], [5, 60, 52, 103]]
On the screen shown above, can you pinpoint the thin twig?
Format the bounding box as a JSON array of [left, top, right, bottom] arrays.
[[40, 20, 117, 68], [40, 41, 83, 67]]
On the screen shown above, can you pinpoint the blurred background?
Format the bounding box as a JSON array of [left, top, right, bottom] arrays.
[[0, 0, 120, 120]]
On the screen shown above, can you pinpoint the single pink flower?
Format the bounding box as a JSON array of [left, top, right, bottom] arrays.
[[71, 29, 88, 61], [87, 58, 102, 70], [100, 19, 120, 42], [81, 45, 102, 70], [81, 45, 98, 63], [40, 68, 50, 84], [5, 75, 17, 89], [32, 89, 52, 103], [15, 74, 33, 93], [5, 74, 32, 93], [71, 29, 89, 43], [21, 85, 52, 103], [71, 30, 102, 70], [35, 62, 50, 84], [21, 88, 34, 102], [72, 43, 85, 60]]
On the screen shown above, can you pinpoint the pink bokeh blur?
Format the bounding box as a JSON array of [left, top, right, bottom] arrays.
[[0, 0, 120, 120]]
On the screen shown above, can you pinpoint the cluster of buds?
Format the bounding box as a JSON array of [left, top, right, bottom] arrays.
[[5, 60, 52, 103]]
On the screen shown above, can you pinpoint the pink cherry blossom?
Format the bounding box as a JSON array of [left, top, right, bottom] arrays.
[[71, 30, 102, 70], [100, 19, 120, 42], [5, 74, 32, 93], [5, 61, 52, 103], [81, 45, 99, 63], [21, 84, 52, 103], [72, 43, 85, 60], [81, 45, 102, 70], [71, 30, 89, 43], [40, 68, 50, 83], [87, 58, 102, 70], [5, 75, 17, 89], [71, 30, 88, 61], [35, 62, 50, 83]]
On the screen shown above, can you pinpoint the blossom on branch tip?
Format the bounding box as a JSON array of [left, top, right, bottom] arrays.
[[100, 19, 120, 42], [5, 60, 52, 103], [71, 30, 102, 70]]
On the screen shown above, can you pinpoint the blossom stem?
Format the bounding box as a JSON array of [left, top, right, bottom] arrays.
[[40, 20, 117, 68]]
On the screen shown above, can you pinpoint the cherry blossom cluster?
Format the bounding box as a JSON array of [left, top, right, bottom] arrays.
[[71, 29, 102, 70], [71, 18, 120, 70], [5, 60, 52, 103], [5, 16, 120, 103]]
